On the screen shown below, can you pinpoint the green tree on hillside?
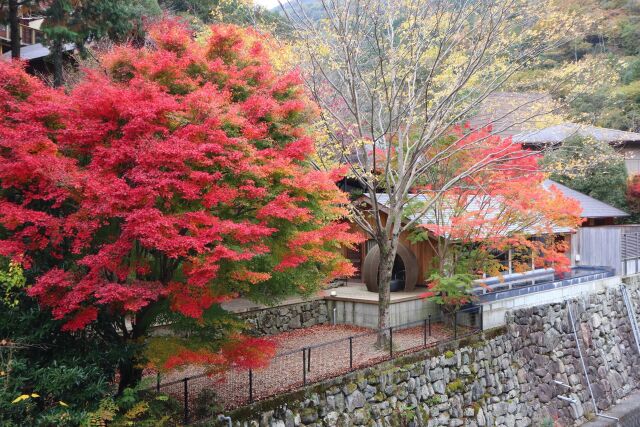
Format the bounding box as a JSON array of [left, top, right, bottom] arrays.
[[542, 136, 629, 210], [510, 0, 640, 132], [159, 0, 285, 30]]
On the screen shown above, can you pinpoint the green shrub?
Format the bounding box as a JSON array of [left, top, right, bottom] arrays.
[[84, 386, 181, 426], [0, 262, 135, 426], [425, 395, 441, 406]]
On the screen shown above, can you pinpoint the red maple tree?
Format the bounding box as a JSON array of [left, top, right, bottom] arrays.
[[0, 20, 357, 389], [410, 126, 583, 277]]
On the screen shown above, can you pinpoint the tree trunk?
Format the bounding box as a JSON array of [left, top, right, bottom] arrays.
[[117, 356, 143, 394], [9, 0, 20, 59], [117, 308, 153, 394], [51, 40, 64, 87], [376, 238, 398, 347]]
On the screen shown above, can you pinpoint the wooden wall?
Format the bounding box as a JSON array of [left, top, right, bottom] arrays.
[[571, 226, 623, 274]]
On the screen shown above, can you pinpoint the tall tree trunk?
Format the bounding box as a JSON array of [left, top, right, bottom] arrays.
[[376, 236, 398, 347], [9, 0, 20, 59], [51, 40, 63, 87]]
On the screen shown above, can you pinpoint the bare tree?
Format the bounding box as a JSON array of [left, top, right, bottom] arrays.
[[279, 0, 582, 343]]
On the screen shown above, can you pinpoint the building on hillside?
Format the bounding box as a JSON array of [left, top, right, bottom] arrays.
[[513, 123, 640, 175], [466, 92, 640, 175], [343, 179, 628, 291], [1, 41, 75, 74], [0, 3, 76, 78], [0, 4, 44, 54]]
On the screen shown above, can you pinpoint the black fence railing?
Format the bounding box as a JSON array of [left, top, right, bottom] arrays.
[[147, 305, 483, 424]]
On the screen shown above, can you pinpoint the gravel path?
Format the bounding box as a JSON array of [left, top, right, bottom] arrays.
[[150, 322, 467, 411]]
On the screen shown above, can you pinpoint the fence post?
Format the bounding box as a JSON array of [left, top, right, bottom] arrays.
[[249, 369, 253, 403], [307, 347, 311, 372], [428, 314, 432, 336], [183, 377, 189, 425], [423, 318, 427, 346], [479, 305, 484, 332], [349, 337, 353, 370], [302, 348, 307, 385], [454, 311, 458, 339], [156, 372, 160, 393], [389, 327, 393, 357]]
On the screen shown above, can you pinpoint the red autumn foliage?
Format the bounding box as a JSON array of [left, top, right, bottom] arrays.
[[0, 20, 359, 372], [414, 126, 583, 274], [628, 174, 640, 214]]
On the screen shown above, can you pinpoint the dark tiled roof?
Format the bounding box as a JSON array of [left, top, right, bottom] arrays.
[[543, 180, 629, 218], [2, 42, 74, 61], [364, 179, 628, 236]]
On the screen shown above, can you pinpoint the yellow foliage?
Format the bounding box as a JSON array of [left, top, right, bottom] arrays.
[[124, 401, 150, 420], [11, 394, 30, 404]]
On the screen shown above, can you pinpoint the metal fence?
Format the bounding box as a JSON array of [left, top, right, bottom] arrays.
[[148, 305, 483, 424]]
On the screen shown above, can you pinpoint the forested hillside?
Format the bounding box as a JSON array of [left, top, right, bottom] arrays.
[[510, 0, 640, 132]]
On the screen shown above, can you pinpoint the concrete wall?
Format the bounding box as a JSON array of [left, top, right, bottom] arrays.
[[481, 276, 620, 330], [329, 298, 441, 329], [222, 283, 640, 427]]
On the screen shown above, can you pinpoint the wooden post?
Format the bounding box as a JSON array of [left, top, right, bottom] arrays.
[[531, 248, 535, 271]]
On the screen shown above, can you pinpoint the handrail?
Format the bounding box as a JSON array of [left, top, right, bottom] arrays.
[[0, 23, 43, 44], [476, 267, 614, 301], [567, 301, 619, 422], [620, 285, 640, 355]]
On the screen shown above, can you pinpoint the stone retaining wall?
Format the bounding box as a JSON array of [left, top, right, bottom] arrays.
[[240, 300, 329, 336], [220, 281, 640, 427]]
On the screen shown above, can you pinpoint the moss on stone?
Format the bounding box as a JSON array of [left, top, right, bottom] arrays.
[[425, 395, 441, 406], [299, 407, 318, 424], [367, 374, 379, 384], [446, 379, 464, 394], [344, 382, 358, 394], [372, 391, 385, 402]]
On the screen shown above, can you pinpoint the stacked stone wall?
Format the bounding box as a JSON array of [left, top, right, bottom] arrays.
[[240, 300, 329, 336], [220, 282, 640, 427]]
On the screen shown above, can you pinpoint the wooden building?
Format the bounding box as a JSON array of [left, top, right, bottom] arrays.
[[344, 180, 629, 291], [0, 4, 44, 54]]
